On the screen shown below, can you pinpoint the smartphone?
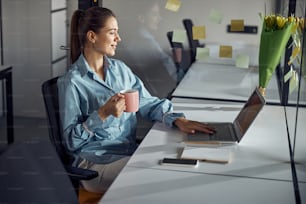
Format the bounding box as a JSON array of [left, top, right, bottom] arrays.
[[161, 158, 199, 167]]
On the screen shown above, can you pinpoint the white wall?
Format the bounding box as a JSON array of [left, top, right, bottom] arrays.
[[1, 0, 70, 118], [2, 0, 51, 118]]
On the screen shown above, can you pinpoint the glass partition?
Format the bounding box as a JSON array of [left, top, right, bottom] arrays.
[[293, 1, 306, 202], [104, 0, 280, 101], [102, 0, 305, 201], [279, 0, 306, 202]]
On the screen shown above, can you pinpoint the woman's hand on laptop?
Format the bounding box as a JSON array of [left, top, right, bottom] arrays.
[[174, 117, 216, 134]]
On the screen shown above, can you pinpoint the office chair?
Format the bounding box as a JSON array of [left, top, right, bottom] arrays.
[[166, 31, 191, 83], [182, 19, 205, 63], [41, 77, 98, 196]]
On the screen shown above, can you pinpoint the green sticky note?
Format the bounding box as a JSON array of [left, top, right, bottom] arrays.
[[209, 9, 223, 24], [172, 29, 186, 43], [235, 54, 249, 68], [196, 47, 210, 60], [165, 0, 181, 12], [284, 69, 293, 83]]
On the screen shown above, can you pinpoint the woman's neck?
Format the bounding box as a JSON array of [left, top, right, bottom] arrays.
[[83, 48, 105, 80]]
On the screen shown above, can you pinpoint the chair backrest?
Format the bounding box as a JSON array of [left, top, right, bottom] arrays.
[[166, 31, 183, 65], [166, 31, 192, 75], [41, 77, 72, 165], [182, 18, 201, 63], [166, 31, 184, 50]]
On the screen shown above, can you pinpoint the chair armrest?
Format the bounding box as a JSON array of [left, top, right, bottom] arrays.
[[65, 166, 98, 181]]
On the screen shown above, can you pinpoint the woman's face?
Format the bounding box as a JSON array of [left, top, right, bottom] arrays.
[[93, 16, 121, 56]]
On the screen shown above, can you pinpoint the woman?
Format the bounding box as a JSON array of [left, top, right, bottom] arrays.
[[58, 6, 215, 193]]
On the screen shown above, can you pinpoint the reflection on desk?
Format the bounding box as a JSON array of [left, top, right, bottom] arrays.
[[100, 166, 295, 204], [298, 182, 306, 203], [172, 62, 280, 104]]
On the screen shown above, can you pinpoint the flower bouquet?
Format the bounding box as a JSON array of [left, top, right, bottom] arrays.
[[258, 14, 296, 96]]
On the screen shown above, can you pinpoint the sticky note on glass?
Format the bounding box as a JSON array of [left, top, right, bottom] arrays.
[[196, 47, 210, 60], [165, 0, 181, 12], [172, 29, 186, 43], [235, 54, 249, 68], [284, 69, 293, 82], [230, 19, 245, 31], [288, 47, 301, 65], [289, 71, 299, 94], [192, 26, 206, 40], [209, 9, 223, 24], [219, 45, 232, 58]]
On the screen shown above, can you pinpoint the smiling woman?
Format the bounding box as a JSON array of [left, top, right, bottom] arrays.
[[57, 6, 215, 195]]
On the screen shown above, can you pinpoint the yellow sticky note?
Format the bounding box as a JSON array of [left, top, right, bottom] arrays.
[[230, 19, 244, 32], [235, 54, 249, 68], [289, 71, 299, 94], [192, 26, 206, 40], [172, 29, 186, 43], [292, 47, 301, 58], [196, 47, 210, 60], [165, 0, 181, 12], [288, 46, 301, 65], [209, 9, 223, 24], [219, 45, 232, 58]]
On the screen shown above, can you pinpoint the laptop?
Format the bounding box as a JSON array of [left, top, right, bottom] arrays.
[[184, 87, 266, 145]]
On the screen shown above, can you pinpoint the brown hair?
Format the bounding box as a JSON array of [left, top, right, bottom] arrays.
[[70, 7, 116, 64]]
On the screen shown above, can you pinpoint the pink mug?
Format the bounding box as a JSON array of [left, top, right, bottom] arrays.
[[120, 89, 139, 112]]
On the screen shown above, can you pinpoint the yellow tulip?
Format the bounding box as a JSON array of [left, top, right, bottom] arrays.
[[288, 15, 296, 23], [276, 16, 286, 29], [265, 15, 276, 29]]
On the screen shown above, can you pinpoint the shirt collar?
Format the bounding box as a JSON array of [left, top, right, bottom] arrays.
[[76, 54, 111, 77]]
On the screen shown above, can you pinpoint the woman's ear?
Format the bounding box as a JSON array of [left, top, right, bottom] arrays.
[[86, 30, 96, 44]]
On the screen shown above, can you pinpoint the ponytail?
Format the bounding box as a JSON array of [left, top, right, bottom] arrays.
[[70, 10, 84, 64]]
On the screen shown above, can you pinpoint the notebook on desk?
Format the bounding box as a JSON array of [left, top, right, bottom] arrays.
[[184, 87, 266, 145]]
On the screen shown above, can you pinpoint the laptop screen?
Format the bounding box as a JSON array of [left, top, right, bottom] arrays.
[[234, 87, 266, 141]]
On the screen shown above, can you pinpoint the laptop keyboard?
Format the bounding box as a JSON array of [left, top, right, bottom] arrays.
[[209, 123, 236, 141], [187, 122, 236, 142]]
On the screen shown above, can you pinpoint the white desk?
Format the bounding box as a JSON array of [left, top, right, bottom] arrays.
[[101, 166, 295, 204], [172, 62, 280, 103], [284, 105, 306, 183], [100, 98, 295, 203], [298, 182, 306, 203], [127, 98, 292, 181]]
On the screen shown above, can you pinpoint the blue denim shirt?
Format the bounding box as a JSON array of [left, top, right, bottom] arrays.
[[57, 54, 185, 165]]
